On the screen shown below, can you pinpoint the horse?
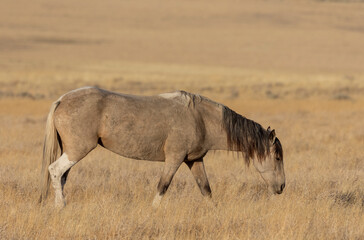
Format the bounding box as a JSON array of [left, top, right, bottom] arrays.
[[38, 87, 285, 208]]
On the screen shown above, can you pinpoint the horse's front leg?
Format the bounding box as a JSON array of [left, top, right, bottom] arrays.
[[185, 158, 212, 197], [152, 155, 184, 208]]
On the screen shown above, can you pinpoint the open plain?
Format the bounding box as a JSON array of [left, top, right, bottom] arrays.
[[0, 0, 364, 239]]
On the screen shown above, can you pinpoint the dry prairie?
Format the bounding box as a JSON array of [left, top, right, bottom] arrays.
[[0, 0, 364, 239]]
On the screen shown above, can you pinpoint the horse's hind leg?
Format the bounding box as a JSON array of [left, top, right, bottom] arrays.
[[186, 159, 212, 197], [48, 153, 76, 208]]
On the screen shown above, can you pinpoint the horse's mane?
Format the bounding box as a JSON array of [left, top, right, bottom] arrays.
[[222, 106, 271, 164]]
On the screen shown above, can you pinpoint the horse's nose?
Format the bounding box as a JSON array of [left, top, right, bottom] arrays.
[[280, 183, 285, 192]]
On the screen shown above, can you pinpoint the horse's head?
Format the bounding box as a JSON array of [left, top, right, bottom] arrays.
[[253, 127, 285, 194]]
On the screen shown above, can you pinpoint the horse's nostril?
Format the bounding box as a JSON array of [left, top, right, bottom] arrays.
[[281, 183, 285, 192]]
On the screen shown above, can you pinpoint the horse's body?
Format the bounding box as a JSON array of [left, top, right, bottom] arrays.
[[39, 87, 285, 208]]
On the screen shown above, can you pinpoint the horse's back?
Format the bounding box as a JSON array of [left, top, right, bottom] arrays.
[[53, 87, 204, 161]]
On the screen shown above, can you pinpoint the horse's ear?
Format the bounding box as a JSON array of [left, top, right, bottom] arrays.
[[269, 129, 276, 144], [267, 126, 271, 132]]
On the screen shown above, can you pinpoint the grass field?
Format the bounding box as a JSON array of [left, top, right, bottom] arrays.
[[1, 0, 364, 239]]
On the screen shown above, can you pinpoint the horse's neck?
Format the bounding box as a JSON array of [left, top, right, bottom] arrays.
[[198, 102, 229, 151]]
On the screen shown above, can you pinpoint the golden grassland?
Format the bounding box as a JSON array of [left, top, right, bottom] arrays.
[[1, 65, 363, 239], [1, 0, 364, 239]]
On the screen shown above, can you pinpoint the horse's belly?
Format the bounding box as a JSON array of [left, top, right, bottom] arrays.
[[100, 136, 166, 161]]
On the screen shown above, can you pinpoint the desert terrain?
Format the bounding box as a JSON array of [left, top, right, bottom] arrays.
[[0, 0, 363, 239]]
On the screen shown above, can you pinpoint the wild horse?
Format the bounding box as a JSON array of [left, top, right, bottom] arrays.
[[39, 87, 285, 208]]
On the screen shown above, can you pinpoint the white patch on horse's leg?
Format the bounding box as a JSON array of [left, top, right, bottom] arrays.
[[152, 193, 163, 208], [48, 153, 75, 208]]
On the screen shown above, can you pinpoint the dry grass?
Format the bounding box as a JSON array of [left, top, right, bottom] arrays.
[[1, 66, 363, 239], [1, 0, 364, 239]]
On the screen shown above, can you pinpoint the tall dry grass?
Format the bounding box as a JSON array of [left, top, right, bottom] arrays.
[[0, 65, 363, 239]]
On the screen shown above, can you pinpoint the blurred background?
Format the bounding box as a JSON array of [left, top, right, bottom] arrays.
[[1, 0, 364, 100]]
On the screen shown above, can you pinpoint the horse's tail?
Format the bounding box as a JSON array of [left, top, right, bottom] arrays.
[[38, 100, 61, 203]]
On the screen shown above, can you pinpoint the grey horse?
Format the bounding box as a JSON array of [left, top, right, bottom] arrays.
[[39, 87, 285, 208]]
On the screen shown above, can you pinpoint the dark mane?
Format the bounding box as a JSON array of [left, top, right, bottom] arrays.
[[273, 137, 283, 158], [222, 106, 270, 164]]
